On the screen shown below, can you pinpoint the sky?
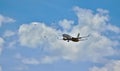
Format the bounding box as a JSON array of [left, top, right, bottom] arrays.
[[0, 0, 120, 71]]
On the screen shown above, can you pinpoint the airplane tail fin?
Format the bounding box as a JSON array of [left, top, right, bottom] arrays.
[[77, 33, 80, 38]]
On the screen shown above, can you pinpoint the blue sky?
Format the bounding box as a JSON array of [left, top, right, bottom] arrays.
[[0, 0, 120, 71]]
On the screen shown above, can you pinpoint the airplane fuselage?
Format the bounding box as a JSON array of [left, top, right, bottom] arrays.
[[62, 33, 89, 42], [63, 37, 79, 42]]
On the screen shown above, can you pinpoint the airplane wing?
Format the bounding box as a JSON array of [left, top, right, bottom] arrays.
[[79, 34, 90, 39]]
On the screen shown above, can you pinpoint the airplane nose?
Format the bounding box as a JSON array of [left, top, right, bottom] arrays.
[[62, 34, 66, 36]]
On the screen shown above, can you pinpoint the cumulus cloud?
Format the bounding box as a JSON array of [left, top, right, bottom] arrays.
[[18, 7, 120, 64], [18, 22, 58, 48], [0, 14, 15, 27], [89, 60, 120, 71], [58, 19, 74, 31], [73, 7, 109, 33]]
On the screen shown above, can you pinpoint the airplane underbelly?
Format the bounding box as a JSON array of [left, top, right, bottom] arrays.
[[71, 38, 79, 42]]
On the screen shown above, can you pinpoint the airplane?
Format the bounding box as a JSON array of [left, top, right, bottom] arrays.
[[62, 33, 90, 42]]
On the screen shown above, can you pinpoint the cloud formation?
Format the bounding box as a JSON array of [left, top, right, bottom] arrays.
[[0, 37, 4, 55], [0, 14, 15, 27], [58, 19, 74, 31], [3, 30, 15, 38], [89, 60, 120, 71], [18, 22, 58, 48], [0, 14, 15, 71], [18, 7, 120, 64]]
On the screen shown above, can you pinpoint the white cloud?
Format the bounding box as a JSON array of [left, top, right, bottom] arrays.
[[7, 40, 17, 49], [73, 6, 109, 33], [0, 37, 4, 55], [59, 19, 74, 31], [3, 30, 15, 37], [89, 60, 120, 71], [0, 37, 4, 46], [0, 14, 15, 27], [15, 53, 40, 65], [22, 58, 40, 65], [2, 30, 17, 49], [18, 7, 120, 64], [107, 24, 120, 34], [97, 8, 109, 14], [18, 22, 58, 48], [15, 53, 58, 64], [40, 56, 59, 64], [21, 56, 59, 65]]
